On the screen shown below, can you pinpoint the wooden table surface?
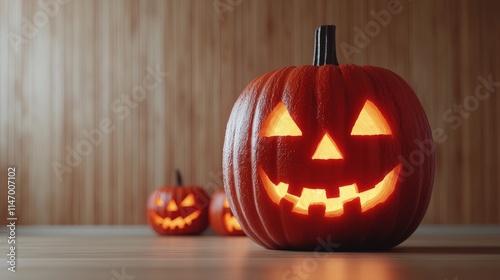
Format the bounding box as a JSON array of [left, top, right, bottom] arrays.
[[1, 226, 499, 280]]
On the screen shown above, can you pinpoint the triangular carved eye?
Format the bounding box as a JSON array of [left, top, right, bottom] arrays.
[[180, 194, 195, 207], [155, 197, 164, 207], [351, 100, 392, 136], [260, 102, 302, 137]]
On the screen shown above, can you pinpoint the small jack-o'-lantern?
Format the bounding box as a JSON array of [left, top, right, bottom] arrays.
[[147, 171, 210, 235], [223, 25, 434, 250], [209, 190, 245, 236]]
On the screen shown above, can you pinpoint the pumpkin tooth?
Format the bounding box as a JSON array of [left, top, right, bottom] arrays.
[[338, 184, 359, 201], [341, 197, 362, 215], [355, 181, 375, 193], [308, 204, 327, 217], [279, 197, 299, 213], [325, 186, 340, 198], [286, 183, 304, 197]]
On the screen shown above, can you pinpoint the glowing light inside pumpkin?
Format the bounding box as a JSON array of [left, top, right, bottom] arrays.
[[312, 133, 343, 160], [224, 213, 242, 232], [166, 200, 178, 211], [180, 193, 196, 207], [222, 198, 242, 233], [351, 100, 392, 136], [260, 102, 302, 137], [258, 164, 401, 217], [155, 197, 164, 207]]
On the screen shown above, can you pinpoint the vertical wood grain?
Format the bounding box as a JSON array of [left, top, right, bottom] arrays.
[[0, 0, 498, 225]]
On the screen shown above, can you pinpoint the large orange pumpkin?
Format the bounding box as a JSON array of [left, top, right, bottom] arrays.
[[222, 25, 434, 250]]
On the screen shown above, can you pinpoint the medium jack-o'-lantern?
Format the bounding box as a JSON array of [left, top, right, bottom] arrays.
[[223, 25, 434, 250], [209, 190, 245, 236], [147, 171, 210, 235]]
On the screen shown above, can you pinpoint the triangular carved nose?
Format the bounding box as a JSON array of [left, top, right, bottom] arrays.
[[166, 200, 178, 211], [312, 133, 343, 160]]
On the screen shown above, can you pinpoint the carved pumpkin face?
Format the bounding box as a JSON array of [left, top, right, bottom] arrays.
[[222, 26, 434, 251], [147, 186, 209, 235], [258, 100, 401, 217], [209, 190, 245, 236]]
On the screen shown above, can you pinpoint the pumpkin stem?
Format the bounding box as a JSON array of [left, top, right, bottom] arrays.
[[175, 170, 183, 186], [313, 25, 339, 66]]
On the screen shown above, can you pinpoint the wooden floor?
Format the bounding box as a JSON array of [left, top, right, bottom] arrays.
[[1, 226, 499, 280]]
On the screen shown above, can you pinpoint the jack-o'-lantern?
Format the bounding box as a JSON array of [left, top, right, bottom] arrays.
[[223, 25, 434, 250], [209, 190, 245, 236], [147, 171, 210, 235]]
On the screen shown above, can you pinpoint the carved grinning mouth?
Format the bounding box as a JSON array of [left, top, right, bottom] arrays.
[[258, 164, 401, 217], [150, 210, 201, 230]]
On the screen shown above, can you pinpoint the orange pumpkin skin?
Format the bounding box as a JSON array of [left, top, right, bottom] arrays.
[[223, 26, 434, 251], [147, 186, 210, 235], [209, 190, 245, 236]]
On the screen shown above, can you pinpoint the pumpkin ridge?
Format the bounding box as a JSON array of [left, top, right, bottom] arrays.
[[238, 69, 287, 247], [359, 65, 434, 248], [231, 72, 275, 247], [354, 66, 403, 248], [252, 67, 299, 248], [279, 66, 313, 248], [381, 68, 434, 247]]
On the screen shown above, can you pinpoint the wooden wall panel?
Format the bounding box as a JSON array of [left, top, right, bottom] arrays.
[[0, 0, 498, 224]]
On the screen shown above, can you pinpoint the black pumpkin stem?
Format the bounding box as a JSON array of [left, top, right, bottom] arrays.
[[175, 170, 183, 186], [313, 25, 339, 66]]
